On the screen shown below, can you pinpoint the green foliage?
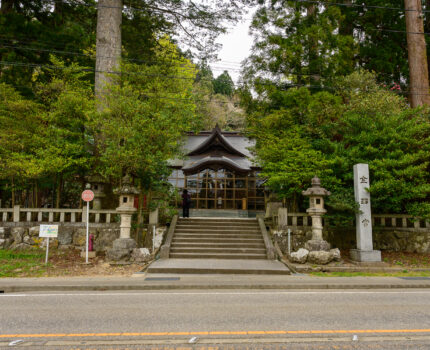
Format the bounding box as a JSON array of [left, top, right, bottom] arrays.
[[35, 57, 95, 180], [243, 0, 355, 93], [95, 37, 200, 192], [0, 83, 45, 183], [327, 73, 430, 218], [0, 249, 47, 278], [247, 71, 430, 221], [255, 125, 333, 199], [213, 70, 235, 96]]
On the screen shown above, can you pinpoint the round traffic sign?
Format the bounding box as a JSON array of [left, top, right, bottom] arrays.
[[81, 190, 94, 202]]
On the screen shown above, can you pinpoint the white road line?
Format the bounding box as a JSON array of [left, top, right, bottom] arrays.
[[1, 290, 430, 297]]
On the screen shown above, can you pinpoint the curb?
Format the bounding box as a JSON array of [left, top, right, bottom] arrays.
[[2, 282, 430, 293]]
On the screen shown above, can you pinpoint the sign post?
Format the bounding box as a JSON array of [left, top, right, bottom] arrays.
[[81, 189, 94, 264], [39, 225, 59, 265]]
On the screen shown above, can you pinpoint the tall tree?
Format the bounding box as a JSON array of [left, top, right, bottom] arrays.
[[405, 0, 430, 106], [95, 0, 123, 106]]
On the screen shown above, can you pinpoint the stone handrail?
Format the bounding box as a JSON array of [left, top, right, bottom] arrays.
[[0, 206, 118, 224], [272, 212, 430, 230], [160, 215, 178, 259], [258, 216, 276, 260]]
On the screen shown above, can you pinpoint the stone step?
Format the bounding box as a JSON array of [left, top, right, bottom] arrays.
[[169, 252, 267, 259], [178, 218, 257, 224], [175, 225, 260, 232], [147, 258, 291, 275], [170, 247, 267, 254], [176, 222, 259, 227], [174, 228, 261, 234], [171, 242, 267, 249], [172, 238, 265, 244], [173, 234, 262, 240]]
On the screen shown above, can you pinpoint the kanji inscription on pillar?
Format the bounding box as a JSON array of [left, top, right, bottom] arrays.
[[354, 163, 373, 251]]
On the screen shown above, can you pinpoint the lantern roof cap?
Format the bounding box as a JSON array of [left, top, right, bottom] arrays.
[[113, 175, 140, 195], [302, 176, 331, 197]]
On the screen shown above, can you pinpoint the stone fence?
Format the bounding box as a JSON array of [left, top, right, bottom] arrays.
[[0, 206, 160, 253], [273, 212, 430, 230], [0, 206, 120, 252], [271, 212, 430, 254], [0, 206, 119, 225]]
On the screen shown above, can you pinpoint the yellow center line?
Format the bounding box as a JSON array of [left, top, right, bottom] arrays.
[[1, 329, 430, 338]]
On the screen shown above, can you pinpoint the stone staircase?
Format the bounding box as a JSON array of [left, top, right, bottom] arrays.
[[147, 217, 291, 275], [170, 218, 267, 260]]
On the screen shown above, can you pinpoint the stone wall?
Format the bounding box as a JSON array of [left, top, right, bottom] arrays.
[[272, 225, 430, 254], [0, 222, 119, 252]]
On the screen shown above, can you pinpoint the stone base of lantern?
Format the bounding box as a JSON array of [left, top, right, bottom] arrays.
[[305, 239, 331, 252], [106, 238, 137, 261], [350, 249, 381, 262]]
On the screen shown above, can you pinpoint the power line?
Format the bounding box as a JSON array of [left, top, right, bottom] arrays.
[[285, 0, 430, 14], [0, 38, 246, 71], [37, 0, 430, 15]]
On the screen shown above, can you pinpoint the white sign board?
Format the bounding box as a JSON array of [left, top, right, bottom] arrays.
[[39, 225, 59, 238]]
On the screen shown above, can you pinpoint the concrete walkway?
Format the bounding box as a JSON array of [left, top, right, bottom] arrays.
[[0, 274, 430, 292], [147, 258, 291, 274]]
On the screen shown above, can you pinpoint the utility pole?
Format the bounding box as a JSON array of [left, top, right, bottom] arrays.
[[95, 0, 123, 109], [404, 0, 430, 107]]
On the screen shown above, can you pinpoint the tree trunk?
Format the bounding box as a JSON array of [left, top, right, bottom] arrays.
[[404, 0, 430, 107], [425, 0, 430, 71], [1, 0, 14, 14], [95, 0, 123, 110], [11, 177, 15, 207], [339, 0, 353, 37], [55, 174, 62, 208], [306, 4, 320, 85]]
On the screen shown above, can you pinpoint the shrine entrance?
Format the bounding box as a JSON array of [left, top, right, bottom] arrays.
[[168, 168, 265, 211]]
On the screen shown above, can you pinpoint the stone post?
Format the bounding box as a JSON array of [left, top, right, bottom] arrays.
[[149, 208, 159, 226], [350, 164, 381, 262], [106, 175, 139, 261], [278, 208, 288, 231], [302, 177, 331, 251], [13, 205, 20, 222]]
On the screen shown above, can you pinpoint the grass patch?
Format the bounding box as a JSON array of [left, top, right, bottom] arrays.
[[0, 249, 48, 277], [309, 271, 430, 277]]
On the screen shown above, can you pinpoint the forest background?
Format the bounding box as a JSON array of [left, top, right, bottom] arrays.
[[0, 0, 429, 234]]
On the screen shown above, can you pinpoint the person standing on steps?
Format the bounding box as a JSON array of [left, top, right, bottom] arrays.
[[182, 189, 191, 218]]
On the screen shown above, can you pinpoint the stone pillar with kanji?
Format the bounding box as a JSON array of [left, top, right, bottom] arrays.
[[350, 164, 381, 262]]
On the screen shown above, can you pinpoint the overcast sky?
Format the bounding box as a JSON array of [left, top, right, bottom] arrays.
[[209, 11, 254, 85]]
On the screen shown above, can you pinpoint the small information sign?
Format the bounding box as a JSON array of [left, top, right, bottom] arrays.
[[39, 225, 58, 264], [39, 225, 59, 238]]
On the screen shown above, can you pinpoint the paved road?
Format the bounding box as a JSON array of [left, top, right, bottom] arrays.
[[1, 289, 430, 349]]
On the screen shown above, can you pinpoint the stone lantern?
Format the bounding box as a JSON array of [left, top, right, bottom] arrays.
[[106, 175, 139, 261], [114, 175, 139, 239], [86, 175, 106, 210], [302, 176, 331, 251]]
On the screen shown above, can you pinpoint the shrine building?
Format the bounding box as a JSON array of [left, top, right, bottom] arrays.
[[168, 125, 265, 215]]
